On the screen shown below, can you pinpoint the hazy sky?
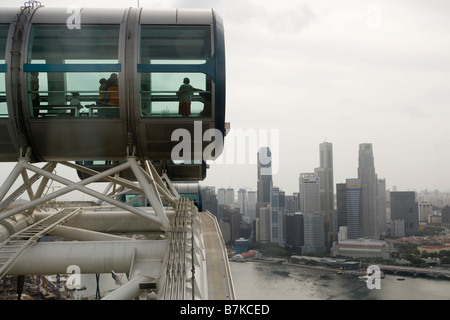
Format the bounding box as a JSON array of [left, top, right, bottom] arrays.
[[2, 0, 450, 198]]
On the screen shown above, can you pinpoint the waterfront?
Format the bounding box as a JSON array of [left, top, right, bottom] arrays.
[[230, 260, 450, 300]]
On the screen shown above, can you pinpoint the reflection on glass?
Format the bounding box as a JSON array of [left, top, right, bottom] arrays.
[[0, 25, 8, 118], [26, 24, 121, 119], [28, 72, 120, 118], [0, 73, 5, 118], [28, 25, 120, 63], [139, 25, 213, 118], [140, 25, 211, 63], [140, 72, 212, 118]]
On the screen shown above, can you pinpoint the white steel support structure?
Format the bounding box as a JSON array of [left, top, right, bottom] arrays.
[[0, 147, 235, 300]]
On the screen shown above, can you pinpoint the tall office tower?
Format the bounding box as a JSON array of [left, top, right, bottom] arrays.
[[257, 147, 273, 205], [346, 179, 364, 239], [358, 143, 379, 238], [390, 191, 419, 236], [217, 187, 226, 205], [285, 212, 304, 254], [237, 188, 247, 215], [200, 186, 218, 216], [377, 178, 387, 237], [247, 191, 257, 221], [285, 193, 300, 214], [256, 206, 271, 243], [302, 213, 325, 255], [225, 188, 235, 206], [270, 187, 286, 246], [299, 172, 320, 214], [315, 142, 335, 250], [336, 183, 347, 229]]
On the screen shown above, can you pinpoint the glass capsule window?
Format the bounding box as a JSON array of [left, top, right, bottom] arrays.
[[28, 71, 120, 118], [0, 24, 8, 118], [140, 72, 212, 117], [139, 25, 213, 118], [26, 24, 120, 118]]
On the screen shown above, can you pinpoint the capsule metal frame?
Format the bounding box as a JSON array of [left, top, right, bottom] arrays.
[[0, 6, 226, 173]]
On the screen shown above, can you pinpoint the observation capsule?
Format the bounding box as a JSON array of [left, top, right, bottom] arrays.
[[0, 6, 226, 168]]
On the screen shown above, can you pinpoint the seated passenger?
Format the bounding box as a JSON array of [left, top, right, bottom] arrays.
[[70, 92, 89, 117], [105, 73, 119, 106], [96, 78, 107, 105]]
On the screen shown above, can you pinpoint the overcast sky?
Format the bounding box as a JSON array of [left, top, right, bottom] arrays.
[[3, 0, 450, 198]]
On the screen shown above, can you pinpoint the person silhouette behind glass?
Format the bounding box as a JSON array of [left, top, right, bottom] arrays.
[[105, 73, 119, 106], [96, 78, 107, 105], [70, 92, 83, 117], [30, 72, 40, 117], [176, 77, 201, 116]]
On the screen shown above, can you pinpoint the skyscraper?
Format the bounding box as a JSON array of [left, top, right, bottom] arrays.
[[256, 147, 273, 242], [358, 143, 379, 238], [314, 142, 335, 250], [390, 191, 419, 236], [346, 178, 363, 239], [302, 213, 325, 254], [237, 188, 247, 215], [257, 147, 273, 204], [270, 187, 286, 246], [299, 172, 320, 214], [285, 212, 304, 254], [336, 183, 347, 229], [377, 178, 387, 237]]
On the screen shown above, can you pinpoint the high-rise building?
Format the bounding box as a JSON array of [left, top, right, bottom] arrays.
[[315, 142, 335, 250], [302, 213, 325, 255], [247, 191, 257, 221], [299, 172, 320, 214], [225, 188, 235, 206], [257, 147, 273, 205], [256, 147, 273, 242], [336, 183, 347, 229], [200, 186, 218, 216], [377, 178, 387, 237], [346, 179, 364, 239], [390, 191, 419, 236], [217, 187, 226, 205], [285, 212, 304, 254], [285, 193, 300, 214], [270, 187, 286, 246], [256, 205, 271, 243], [237, 188, 247, 215], [358, 143, 379, 238]]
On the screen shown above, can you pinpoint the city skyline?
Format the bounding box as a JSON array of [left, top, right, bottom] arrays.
[[1, 0, 449, 199]]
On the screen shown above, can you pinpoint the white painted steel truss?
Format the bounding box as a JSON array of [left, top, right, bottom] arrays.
[[0, 147, 210, 300]]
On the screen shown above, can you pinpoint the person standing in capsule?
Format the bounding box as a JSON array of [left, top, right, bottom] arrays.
[[176, 77, 201, 116]]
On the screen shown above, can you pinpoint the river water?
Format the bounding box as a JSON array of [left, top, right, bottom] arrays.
[[229, 260, 450, 300]]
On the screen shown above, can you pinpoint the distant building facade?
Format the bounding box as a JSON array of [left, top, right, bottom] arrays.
[[346, 179, 363, 239], [270, 187, 286, 246], [390, 191, 419, 236], [314, 142, 336, 251]]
